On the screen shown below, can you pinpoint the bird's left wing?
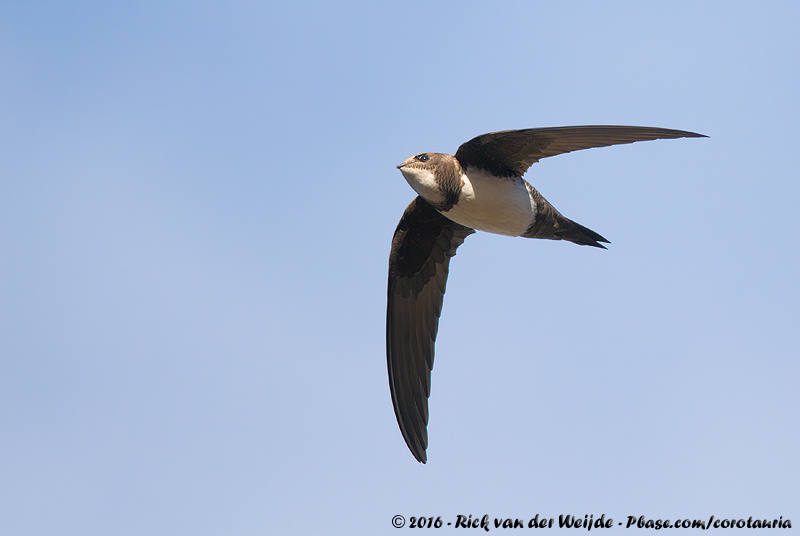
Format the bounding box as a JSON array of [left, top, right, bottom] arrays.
[[387, 196, 474, 463], [454, 125, 706, 178]]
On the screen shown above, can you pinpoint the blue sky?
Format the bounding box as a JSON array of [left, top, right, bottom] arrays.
[[1, 2, 798, 534]]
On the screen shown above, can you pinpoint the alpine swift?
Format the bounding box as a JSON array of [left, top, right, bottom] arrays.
[[387, 125, 706, 463]]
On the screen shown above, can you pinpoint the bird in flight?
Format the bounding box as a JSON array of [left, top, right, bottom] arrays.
[[387, 125, 705, 463]]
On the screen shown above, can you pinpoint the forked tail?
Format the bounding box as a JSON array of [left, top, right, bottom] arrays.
[[522, 188, 609, 249]]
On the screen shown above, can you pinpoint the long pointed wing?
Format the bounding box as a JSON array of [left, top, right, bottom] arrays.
[[454, 125, 706, 178], [387, 197, 474, 463]]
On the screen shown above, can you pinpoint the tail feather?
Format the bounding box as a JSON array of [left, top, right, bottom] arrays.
[[552, 218, 609, 249], [522, 187, 609, 249]]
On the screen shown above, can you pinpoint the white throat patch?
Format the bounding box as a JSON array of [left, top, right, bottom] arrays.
[[399, 166, 445, 206]]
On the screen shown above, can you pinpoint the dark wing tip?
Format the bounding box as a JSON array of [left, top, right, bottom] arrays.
[[678, 130, 708, 138], [653, 128, 707, 139]]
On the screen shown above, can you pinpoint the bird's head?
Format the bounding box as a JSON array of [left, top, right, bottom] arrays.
[[397, 152, 461, 206]]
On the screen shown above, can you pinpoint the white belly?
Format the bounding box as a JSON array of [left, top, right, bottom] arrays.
[[443, 169, 536, 236]]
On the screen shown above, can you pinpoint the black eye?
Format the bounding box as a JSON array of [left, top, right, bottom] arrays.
[[416, 154, 429, 162]]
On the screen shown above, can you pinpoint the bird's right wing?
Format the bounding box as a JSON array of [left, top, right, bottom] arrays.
[[387, 196, 474, 463]]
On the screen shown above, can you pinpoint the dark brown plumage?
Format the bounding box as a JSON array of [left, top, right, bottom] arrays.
[[454, 125, 706, 178], [387, 197, 473, 463], [388, 126, 706, 463]]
